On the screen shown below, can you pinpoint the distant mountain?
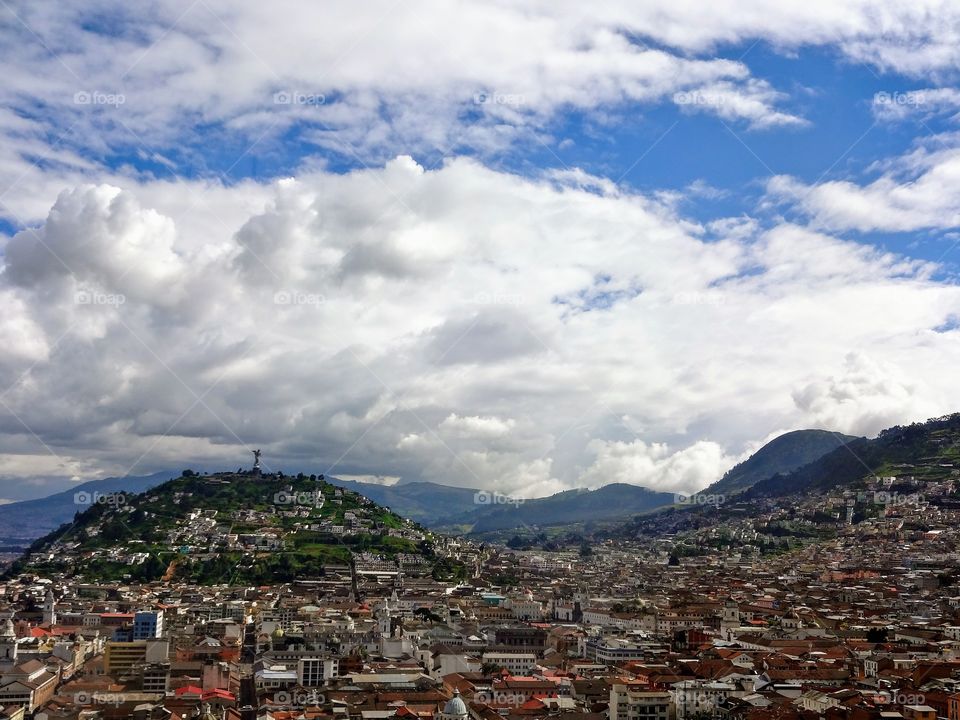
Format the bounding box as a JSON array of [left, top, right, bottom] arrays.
[[453, 483, 676, 534], [325, 479, 676, 535], [746, 414, 960, 498], [328, 429, 861, 535], [325, 479, 481, 526], [606, 413, 960, 543], [0, 470, 176, 547], [705, 429, 859, 497]]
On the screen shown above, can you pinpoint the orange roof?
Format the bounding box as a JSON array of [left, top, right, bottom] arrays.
[[203, 689, 235, 701]]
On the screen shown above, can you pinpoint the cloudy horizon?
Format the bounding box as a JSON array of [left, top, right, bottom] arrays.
[[2, 1, 960, 502]]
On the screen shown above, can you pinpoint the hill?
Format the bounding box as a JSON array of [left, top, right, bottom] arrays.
[[606, 412, 960, 544], [323, 430, 863, 537], [325, 479, 481, 527], [445, 483, 677, 536], [705, 429, 858, 496], [6, 470, 454, 585], [0, 470, 176, 548], [746, 414, 960, 498]]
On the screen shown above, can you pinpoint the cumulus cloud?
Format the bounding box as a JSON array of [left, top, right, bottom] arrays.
[[5, 185, 185, 301], [2, 158, 960, 498], [22, 0, 959, 224], [871, 88, 960, 123], [792, 352, 940, 437], [0, 0, 807, 179], [579, 438, 737, 495], [767, 144, 960, 233]]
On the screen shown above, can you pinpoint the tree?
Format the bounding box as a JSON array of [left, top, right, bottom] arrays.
[[413, 607, 444, 623], [506, 535, 526, 550]]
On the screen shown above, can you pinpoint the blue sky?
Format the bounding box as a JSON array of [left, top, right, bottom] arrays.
[[24, 36, 955, 272], [2, 1, 960, 502]]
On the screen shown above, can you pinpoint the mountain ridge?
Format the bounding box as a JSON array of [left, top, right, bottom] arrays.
[[704, 429, 860, 497], [0, 470, 176, 548]]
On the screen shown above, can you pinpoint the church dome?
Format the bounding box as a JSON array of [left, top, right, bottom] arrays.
[[442, 689, 468, 718]]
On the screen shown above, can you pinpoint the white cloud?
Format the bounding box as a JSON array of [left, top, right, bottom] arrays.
[[871, 88, 960, 123], [673, 79, 807, 129], [579, 438, 737, 495], [0, 0, 835, 222], [1, 157, 959, 498], [336, 474, 401, 486], [767, 144, 960, 232], [439, 414, 517, 440], [792, 352, 939, 437]]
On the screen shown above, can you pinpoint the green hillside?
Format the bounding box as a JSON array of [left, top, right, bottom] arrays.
[[747, 414, 960, 498], [6, 470, 444, 585], [705, 429, 859, 496]]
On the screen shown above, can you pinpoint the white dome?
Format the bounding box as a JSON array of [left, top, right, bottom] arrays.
[[442, 690, 468, 717]]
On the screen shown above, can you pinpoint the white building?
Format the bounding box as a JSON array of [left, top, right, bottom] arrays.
[[609, 683, 672, 720]]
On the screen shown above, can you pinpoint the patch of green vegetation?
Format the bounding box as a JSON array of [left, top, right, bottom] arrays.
[[10, 470, 438, 585]]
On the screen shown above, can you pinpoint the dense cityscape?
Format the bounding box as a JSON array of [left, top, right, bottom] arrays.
[[0, 449, 959, 720]]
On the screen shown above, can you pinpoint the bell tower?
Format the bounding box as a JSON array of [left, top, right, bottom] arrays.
[[0, 617, 18, 665], [43, 589, 56, 626]]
